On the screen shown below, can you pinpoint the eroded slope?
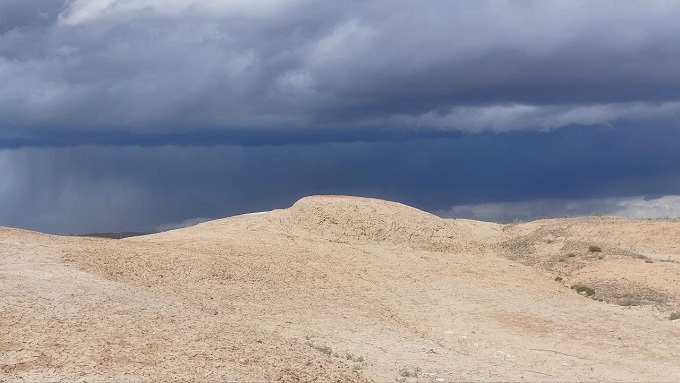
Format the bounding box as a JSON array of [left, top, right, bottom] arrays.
[[498, 217, 680, 311]]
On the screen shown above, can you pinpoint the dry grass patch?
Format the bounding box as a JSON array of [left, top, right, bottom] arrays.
[[571, 284, 596, 297], [398, 366, 422, 378], [617, 297, 640, 307]]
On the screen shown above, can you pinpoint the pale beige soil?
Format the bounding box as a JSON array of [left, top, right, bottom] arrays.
[[1, 195, 679, 382]]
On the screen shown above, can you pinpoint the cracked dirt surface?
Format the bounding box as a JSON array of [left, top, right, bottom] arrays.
[[2, 195, 680, 381]]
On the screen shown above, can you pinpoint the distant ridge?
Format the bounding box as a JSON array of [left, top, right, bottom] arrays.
[[78, 231, 153, 239]]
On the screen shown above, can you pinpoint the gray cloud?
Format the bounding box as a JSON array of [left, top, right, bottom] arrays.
[[2, 0, 680, 142], [0, 0, 64, 33], [445, 195, 680, 222], [378, 102, 680, 133]]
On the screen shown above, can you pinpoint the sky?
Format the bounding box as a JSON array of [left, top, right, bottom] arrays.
[[1, 0, 680, 234]]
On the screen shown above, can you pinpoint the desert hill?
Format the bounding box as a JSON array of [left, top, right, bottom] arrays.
[[1, 195, 680, 382]]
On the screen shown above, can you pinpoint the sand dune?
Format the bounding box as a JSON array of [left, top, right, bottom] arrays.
[[2, 196, 679, 382]]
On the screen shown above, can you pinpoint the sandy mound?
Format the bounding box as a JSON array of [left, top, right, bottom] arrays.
[[2, 195, 680, 382], [284, 195, 501, 251]]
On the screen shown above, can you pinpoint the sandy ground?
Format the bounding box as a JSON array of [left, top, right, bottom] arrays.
[[2, 195, 679, 382]]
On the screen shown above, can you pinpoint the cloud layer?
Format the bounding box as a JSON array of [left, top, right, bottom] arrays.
[[2, 0, 680, 144], [2, 1, 680, 233], [446, 195, 680, 222]]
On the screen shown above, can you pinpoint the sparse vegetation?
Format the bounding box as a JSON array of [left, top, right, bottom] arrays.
[[318, 345, 333, 356], [669, 312, 680, 320], [618, 297, 640, 307], [399, 366, 421, 378], [305, 340, 365, 364], [572, 284, 596, 296], [588, 245, 602, 253], [305, 340, 334, 356], [346, 353, 364, 362]]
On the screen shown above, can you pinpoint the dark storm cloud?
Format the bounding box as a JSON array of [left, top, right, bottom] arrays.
[[2, 0, 680, 144], [2, 1, 680, 233], [0, 0, 65, 33], [2, 123, 679, 234]]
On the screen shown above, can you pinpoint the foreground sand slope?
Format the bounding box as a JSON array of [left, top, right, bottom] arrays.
[[2, 195, 680, 382]]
